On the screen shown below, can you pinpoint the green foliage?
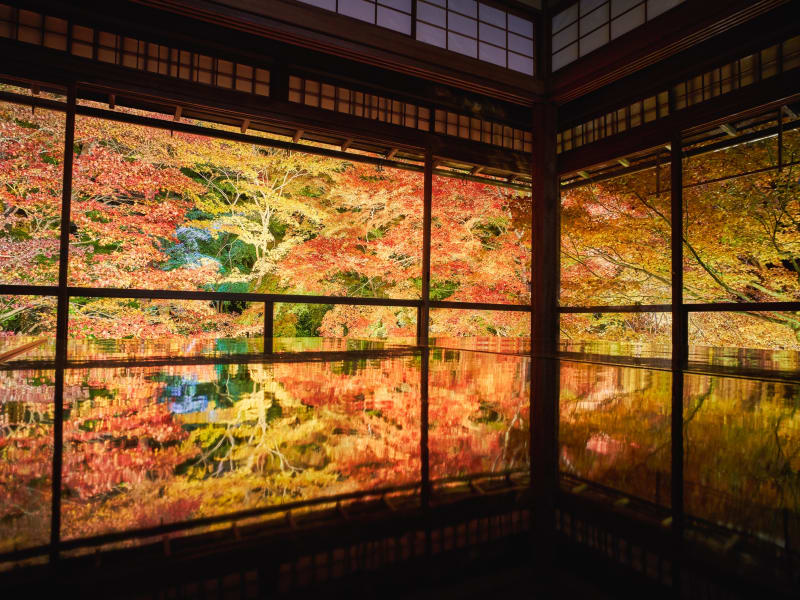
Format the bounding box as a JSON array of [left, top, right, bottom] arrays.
[[274, 303, 334, 337], [428, 279, 459, 301]]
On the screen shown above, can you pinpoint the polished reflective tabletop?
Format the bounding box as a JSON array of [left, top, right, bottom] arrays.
[[0, 336, 798, 561]]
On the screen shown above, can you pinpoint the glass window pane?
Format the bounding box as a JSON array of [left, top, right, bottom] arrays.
[[478, 3, 505, 28], [560, 311, 671, 359], [611, 4, 645, 39], [689, 310, 800, 361], [431, 177, 531, 305], [275, 301, 416, 341], [0, 294, 56, 360], [429, 308, 530, 351], [579, 23, 609, 56], [553, 4, 578, 32], [552, 42, 578, 71], [448, 31, 477, 57], [380, 0, 411, 10], [69, 115, 422, 300], [448, 0, 477, 18], [448, 10, 477, 37], [611, 0, 641, 18], [416, 21, 446, 47], [479, 21, 505, 47], [339, 0, 376, 23], [67, 298, 265, 360], [561, 162, 671, 306], [580, 0, 607, 15], [682, 124, 794, 304], [579, 5, 608, 36], [646, 0, 683, 20], [297, 0, 337, 9], [377, 6, 412, 33], [508, 52, 534, 75], [560, 360, 671, 505], [479, 41, 506, 66], [508, 32, 533, 57], [417, 0, 446, 26], [508, 14, 533, 38], [0, 101, 64, 285]]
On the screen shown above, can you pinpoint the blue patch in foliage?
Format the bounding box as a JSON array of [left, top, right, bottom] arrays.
[[163, 227, 221, 270]]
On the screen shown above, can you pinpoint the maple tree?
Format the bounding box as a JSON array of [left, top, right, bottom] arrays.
[[0, 96, 531, 342], [0, 103, 64, 286], [561, 119, 800, 350]]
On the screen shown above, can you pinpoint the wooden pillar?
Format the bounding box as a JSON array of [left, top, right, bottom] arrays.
[[264, 300, 274, 353], [418, 147, 432, 346], [51, 84, 76, 562], [531, 100, 560, 559], [670, 133, 686, 594]]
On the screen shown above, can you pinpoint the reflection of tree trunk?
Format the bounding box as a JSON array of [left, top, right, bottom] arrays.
[[493, 409, 521, 472], [682, 379, 713, 472]]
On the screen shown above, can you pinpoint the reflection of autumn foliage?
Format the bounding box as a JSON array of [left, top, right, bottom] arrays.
[[0, 370, 54, 553], [269, 357, 421, 489], [428, 350, 529, 478], [559, 362, 672, 504], [2, 347, 535, 547], [684, 374, 800, 542], [59, 368, 200, 539], [560, 361, 800, 541]]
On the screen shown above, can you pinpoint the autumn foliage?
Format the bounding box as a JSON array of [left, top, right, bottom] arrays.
[[560, 117, 800, 350], [0, 97, 530, 342]]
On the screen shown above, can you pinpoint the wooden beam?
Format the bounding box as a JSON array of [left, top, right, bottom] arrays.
[[783, 104, 798, 120], [470, 166, 484, 175], [292, 129, 304, 143], [173, 105, 182, 121], [617, 158, 630, 167], [719, 123, 737, 137], [0, 38, 532, 174], [108, 93, 115, 109], [385, 148, 398, 159], [341, 138, 352, 151], [559, 70, 800, 174], [240, 118, 250, 134]]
